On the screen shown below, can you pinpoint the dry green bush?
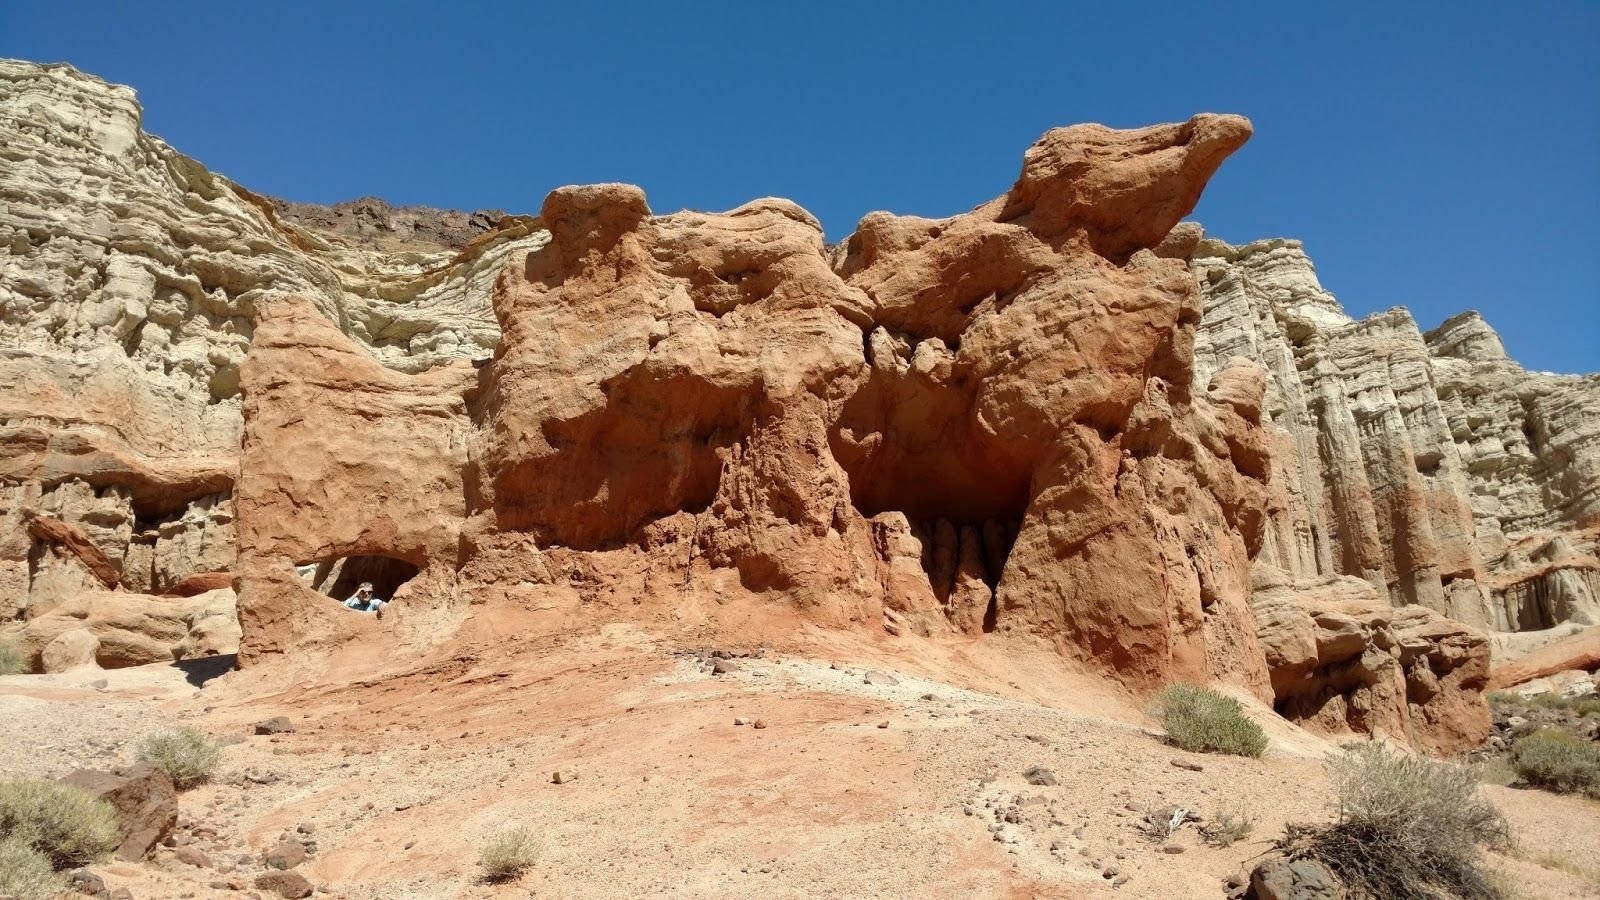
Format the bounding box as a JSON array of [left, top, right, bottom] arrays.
[[1275, 742, 1509, 900], [1153, 684, 1268, 758], [0, 835, 61, 900], [0, 642, 25, 676], [1491, 690, 1600, 718], [1510, 729, 1600, 797], [136, 727, 221, 789], [0, 779, 118, 870], [479, 824, 541, 882], [1201, 808, 1254, 848]]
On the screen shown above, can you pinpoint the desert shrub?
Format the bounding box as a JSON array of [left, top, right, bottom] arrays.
[[1510, 729, 1600, 797], [1276, 742, 1509, 900], [1136, 805, 1195, 843], [1200, 808, 1254, 848], [0, 779, 118, 870], [479, 824, 541, 881], [1511, 691, 1600, 717], [1528, 692, 1569, 710], [1531, 852, 1600, 893], [1153, 684, 1268, 757], [136, 727, 221, 789], [0, 642, 24, 676], [0, 836, 61, 900]]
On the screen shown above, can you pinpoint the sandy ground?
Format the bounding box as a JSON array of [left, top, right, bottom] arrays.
[[4, 623, 1600, 899]]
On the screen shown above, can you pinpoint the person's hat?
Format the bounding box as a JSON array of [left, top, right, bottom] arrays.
[[358, 582, 374, 591]]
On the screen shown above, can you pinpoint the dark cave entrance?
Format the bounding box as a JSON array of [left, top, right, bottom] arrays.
[[833, 428, 1030, 634], [295, 554, 419, 603], [829, 350, 1038, 634]]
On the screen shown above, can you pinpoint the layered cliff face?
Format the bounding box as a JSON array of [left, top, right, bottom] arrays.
[[236, 115, 1281, 703], [1188, 236, 1599, 742], [0, 59, 545, 666], [4, 59, 1596, 754]]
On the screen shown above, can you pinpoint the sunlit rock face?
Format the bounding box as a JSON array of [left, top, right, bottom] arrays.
[[7, 58, 1598, 755], [0, 59, 544, 663], [1187, 233, 1599, 744], [239, 113, 1279, 703]]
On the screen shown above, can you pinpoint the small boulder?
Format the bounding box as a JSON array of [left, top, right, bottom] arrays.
[[174, 846, 211, 869], [711, 658, 738, 675], [254, 716, 295, 735], [551, 770, 578, 784], [59, 764, 177, 861], [255, 870, 314, 899], [42, 628, 101, 673], [1022, 766, 1058, 786], [1248, 855, 1345, 899], [863, 671, 899, 686], [263, 840, 306, 870], [66, 868, 108, 898]]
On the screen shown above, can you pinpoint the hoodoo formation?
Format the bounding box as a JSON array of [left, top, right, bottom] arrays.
[[4, 59, 1598, 761]]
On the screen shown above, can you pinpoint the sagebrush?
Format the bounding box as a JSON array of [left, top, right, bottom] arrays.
[[0, 835, 61, 900], [1275, 742, 1509, 900], [1153, 684, 1268, 757], [1201, 808, 1254, 848], [1489, 690, 1600, 718], [0, 779, 118, 870], [1510, 729, 1600, 797], [0, 642, 24, 676], [479, 824, 541, 881], [136, 727, 221, 789]]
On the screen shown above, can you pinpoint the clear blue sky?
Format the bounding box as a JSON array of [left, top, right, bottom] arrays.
[[4, 1, 1596, 373]]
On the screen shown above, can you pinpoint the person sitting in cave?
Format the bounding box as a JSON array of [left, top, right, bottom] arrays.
[[342, 582, 386, 613]]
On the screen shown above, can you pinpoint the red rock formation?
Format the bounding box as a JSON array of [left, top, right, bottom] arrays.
[[235, 298, 476, 662], [238, 115, 1276, 698], [24, 511, 121, 588], [1488, 627, 1600, 690]]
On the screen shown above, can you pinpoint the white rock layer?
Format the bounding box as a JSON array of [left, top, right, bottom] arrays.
[[1190, 235, 1600, 642]]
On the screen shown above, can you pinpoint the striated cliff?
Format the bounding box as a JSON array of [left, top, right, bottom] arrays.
[[0, 59, 544, 668], [1191, 236, 1599, 627], [1188, 235, 1599, 746], [3, 59, 1596, 753]]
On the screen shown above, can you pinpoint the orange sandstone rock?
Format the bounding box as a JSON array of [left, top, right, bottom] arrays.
[[239, 115, 1274, 699]]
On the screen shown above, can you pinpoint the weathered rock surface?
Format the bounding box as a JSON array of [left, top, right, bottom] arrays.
[[1487, 627, 1600, 690], [1192, 239, 1599, 627], [1247, 855, 1345, 899], [1188, 234, 1599, 744], [268, 195, 509, 251], [0, 59, 543, 665], [254, 869, 314, 899], [239, 112, 1277, 699], [1250, 566, 1490, 754], [8, 587, 239, 671], [59, 764, 178, 862], [4, 59, 1597, 757]]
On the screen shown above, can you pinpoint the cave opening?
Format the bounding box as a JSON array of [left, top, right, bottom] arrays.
[[829, 349, 1040, 633], [295, 554, 419, 605], [832, 397, 1031, 633], [839, 434, 1030, 619]]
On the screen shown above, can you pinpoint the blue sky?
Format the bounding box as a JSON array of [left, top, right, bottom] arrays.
[[4, 1, 1596, 373]]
